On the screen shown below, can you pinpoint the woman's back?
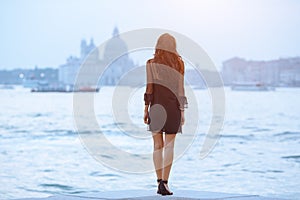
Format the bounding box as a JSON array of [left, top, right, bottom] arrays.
[[143, 33, 188, 196]]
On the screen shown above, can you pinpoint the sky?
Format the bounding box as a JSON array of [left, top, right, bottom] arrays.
[[0, 0, 300, 70]]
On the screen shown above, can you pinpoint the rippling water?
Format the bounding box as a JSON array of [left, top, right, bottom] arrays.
[[0, 86, 299, 199]]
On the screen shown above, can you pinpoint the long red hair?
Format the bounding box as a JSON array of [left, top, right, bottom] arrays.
[[153, 33, 184, 75]]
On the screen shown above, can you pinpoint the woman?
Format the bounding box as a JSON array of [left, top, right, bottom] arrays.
[[143, 33, 188, 196]]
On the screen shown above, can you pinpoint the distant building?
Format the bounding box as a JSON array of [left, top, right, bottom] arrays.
[[0, 67, 58, 85], [100, 27, 135, 85], [221, 57, 300, 87], [58, 27, 135, 87], [59, 38, 96, 86]]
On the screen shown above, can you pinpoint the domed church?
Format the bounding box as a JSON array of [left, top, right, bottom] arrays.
[[100, 27, 135, 85], [59, 26, 135, 87]]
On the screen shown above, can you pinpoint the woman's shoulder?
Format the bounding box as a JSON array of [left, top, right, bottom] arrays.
[[146, 58, 155, 64]]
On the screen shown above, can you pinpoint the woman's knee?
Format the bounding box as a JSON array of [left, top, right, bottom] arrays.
[[164, 135, 176, 150], [154, 141, 164, 150], [164, 143, 174, 151]]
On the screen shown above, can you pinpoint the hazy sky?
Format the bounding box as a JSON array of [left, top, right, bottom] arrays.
[[0, 0, 299, 69]]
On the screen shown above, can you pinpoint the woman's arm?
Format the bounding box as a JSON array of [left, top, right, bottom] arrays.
[[144, 61, 153, 105], [144, 61, 153, 124], [178, 60, 188, 111]]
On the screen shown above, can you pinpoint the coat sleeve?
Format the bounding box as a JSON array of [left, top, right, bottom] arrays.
[[144, 61, 153, 105], [178, 59, 188, 110]]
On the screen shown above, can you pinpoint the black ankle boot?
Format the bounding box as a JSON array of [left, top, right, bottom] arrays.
[[156, 179, 162, 194], [158, 180, 173, 196]]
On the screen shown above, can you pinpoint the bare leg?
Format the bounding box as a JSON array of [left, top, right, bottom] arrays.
[[162, 133, 176, 192], [152, 132, 164, 181]]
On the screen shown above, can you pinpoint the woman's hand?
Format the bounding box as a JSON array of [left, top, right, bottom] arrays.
[[144, 110, 149, 124], [144, 106, 150, 124], [181, 110, 185, 125]]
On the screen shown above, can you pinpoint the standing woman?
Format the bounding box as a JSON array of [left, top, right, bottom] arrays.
[[143, 33, 188, 196]]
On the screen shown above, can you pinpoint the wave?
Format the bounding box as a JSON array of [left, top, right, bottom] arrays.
[[282, 155, 300, 164], [274, 131, 300, 141], [241, 169, 284, 174], [282, 155, 300, 159], [253, 128, 271, 132], [274, 131, 300, 137], [42, 129, 75, 135], [89, 172, 122, 177], [39, 183, 74, 191], [221, 134, 255, 140], [1, 129, 76, 140], [27, 112, 52, 118]]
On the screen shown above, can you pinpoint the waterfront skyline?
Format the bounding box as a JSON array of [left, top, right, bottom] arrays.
[[1, 0, 300, 70]]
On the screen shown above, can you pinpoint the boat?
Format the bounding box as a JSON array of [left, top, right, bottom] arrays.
[[22, 78, 39, 88], [31, 83, 99, 93], [231, 82, 275, 91], [0, 84, 14, 89], [75, 86, 99, 92]]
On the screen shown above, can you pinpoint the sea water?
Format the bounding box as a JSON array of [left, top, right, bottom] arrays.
[[0, 86, 299, 199]]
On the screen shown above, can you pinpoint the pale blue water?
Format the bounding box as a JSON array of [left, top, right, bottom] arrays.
[[0, 86, 299, 199]]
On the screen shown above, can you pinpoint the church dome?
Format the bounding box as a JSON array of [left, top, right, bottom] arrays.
[[103, 27, 129, 62]]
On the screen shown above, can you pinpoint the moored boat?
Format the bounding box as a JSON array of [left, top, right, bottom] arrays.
[[231, 82, 275, 91]]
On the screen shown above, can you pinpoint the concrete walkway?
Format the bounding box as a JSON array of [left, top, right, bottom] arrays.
[[14, 190, 286, 200]]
